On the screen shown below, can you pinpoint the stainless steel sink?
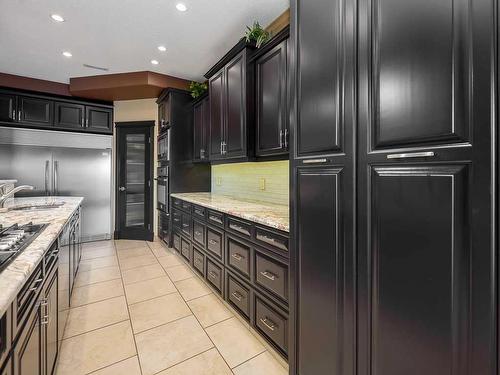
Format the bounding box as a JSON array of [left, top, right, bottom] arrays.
[[10, 202, 65, 211]]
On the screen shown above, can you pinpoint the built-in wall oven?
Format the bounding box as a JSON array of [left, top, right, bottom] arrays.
[[157, 130, 169, 161], [157, 165, 169, 213]]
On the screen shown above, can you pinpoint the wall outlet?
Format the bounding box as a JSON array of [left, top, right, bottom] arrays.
[[259, 178, 266, 191], [216, 176, 222, 186]]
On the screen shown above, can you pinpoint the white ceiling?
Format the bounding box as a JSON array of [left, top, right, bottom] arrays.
[[0, 0, 289, 83]]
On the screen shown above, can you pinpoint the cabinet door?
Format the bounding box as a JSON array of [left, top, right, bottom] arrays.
[[295, 0, 343, 157], [201, 97, 210, 160], [256, 40, 288, 156], [0, 93, 17, 123], [13, 305, 42, 375], [85, 106, 112, 133], [44, 271, 58, 375], [209, 70, 224, 160], [54, 102, 85, 130], [18, 96, 53, 127], [224, 51, 247, 158], [357, 0, 496, 373], [193, 100, 203, 161]]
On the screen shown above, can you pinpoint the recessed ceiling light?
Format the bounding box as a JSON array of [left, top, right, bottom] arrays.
[[151, 59, 159, 65], [158, 46, 167, 52], [50, 14, 65, 22], [62, 51, 72, 58], [176, 3, 187, 12]]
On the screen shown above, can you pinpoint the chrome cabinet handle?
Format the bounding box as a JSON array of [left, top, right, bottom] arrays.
[[279, 130, 283, 148], [40, 298, 48, 307], [209, 216, 222, 223], [85, 118, 89, 128], [284, 128, 288, 148], [12, 110, 16, 121], [174, 218, 180, 222], [81, 117, 85, 127], [208, 239, 218, 245], [41, 316, 49, 325], [231, 292, 243, 302], [182, 223, 189, 228], [209, 271, 218, 279], [18, 110, 22, 121], [303, 158, 327, 164], [231, 253, 243, 261], [119, 186, 126, 192], [29, 278, 43, 292], [260, 317, 276, 331], [230, 224, 247, 233], [386, 151, 435, 159], [260, 271, 277, 281], [195, 231, 202, 236], [258, 234, 278, 245]]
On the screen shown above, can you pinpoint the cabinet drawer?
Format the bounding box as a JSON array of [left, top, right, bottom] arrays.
[[207, 210, 224, 227], [193, 220, 206, 247], [206, 259, 223, 294], [206, 227, 224, 261], [181, 238, 191, 262], [255, 252, 288, 301], [193, 247, 205, 276], [227, 236, 251, 278], [172, 198, 182, 209], [181, 213, 192, 237], [15, 263, 43, 328], [172, 210, 182, 228], [227, 274, 250, 318], [181, 201, 192, 213], [255, 296, 288, 354], [255, 227, 289, 254], [193, 205, 206, 220], [173, 232, 181, 252], [227, 217, 252, 238]]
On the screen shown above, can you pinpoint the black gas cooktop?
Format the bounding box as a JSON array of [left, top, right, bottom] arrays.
[[0, 222, 47, 272]]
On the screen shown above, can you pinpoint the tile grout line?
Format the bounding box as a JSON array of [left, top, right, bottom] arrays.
[[84, 354, 138, 375], [146, 240, 237, 374], [113, 241, 146, 375]]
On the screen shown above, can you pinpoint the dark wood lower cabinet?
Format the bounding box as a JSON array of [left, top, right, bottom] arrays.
[[13, 303, 42, 375], [171, 198, 289, 358], [1, 357, 11, 375], [43, 271, 58, 375]]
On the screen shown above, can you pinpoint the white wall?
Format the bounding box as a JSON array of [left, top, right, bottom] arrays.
[[113, 98, 158, 236]]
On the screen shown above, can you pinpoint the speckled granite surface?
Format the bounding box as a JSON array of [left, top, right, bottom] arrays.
[[170, 193, 289, 232], [0, 196, 83, 316]]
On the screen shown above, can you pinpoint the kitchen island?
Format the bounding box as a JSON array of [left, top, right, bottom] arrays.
[[0, 196, 83, 316]]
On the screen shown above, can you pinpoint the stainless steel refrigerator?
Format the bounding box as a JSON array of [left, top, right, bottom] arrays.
[[0, 127, 112, 242]]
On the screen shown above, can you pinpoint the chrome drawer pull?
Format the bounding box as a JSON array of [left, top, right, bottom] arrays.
[[259, 234, 277, 244], [39, 298, 48, 307], [231, 292, 243, 302], [231, 253, 243, 261], [195, 231, 202, 236], [182, 223, 189, 228], [260, 271, 277, 281], [174, 218, 180, 222], [29, 278, 43, 292], [208, 239, 218, 245], [208, 271, 218, 279], [41, 316, 49, 325], [231, 224, 248, 233], [260, 317, 276, 331], [386, 151, 435, 159], [303, 158, 327, 164], [209, 216, 222, 223]]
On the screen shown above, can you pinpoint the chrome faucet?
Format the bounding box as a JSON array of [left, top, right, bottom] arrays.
[[0, 185, 34, 208]]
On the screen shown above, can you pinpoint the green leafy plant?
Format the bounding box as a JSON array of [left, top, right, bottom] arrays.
[[189, 81, 208, 99], [245, 21, 270, 48]]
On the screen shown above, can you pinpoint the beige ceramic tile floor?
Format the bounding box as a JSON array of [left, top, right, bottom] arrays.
[[56, 238, 288, 375]]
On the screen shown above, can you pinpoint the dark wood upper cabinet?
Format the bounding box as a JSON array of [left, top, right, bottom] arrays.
[[206, 42, 254, 162], [85, 106, 113, 133], [54, 102, 85, 129], [193, 95, 209, 162], [209, 70, 224, 160], [255, 38, 288, 157], [296, 0, 342, 157], [18, 96, 53, 127], [0, 93, 17, 122], [0, 88, 113, 134], [224, 52, 247, 159]]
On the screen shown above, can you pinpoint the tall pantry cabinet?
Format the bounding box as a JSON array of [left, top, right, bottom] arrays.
[[289, 0, 497, 374]]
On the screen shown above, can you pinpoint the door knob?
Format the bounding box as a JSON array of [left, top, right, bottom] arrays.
[[119, 186, 126, 192]]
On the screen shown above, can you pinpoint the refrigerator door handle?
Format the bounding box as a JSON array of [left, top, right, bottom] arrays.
[[45, 160, 50, 196], [53, 161, 59, 196]]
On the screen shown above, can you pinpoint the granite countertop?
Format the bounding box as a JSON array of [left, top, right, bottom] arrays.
[[170, 192, 289, 232], [0, 196, 83, 316]]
